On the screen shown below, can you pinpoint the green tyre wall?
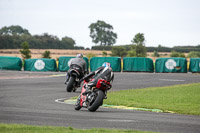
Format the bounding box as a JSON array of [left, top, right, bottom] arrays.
[[0, 56, 22, 71], [189, 58, 200, 73], [24, 58, 57, 71], [90, 57, 121, 72], [123, 57, 154, 72], [155, 58, 187, 73]]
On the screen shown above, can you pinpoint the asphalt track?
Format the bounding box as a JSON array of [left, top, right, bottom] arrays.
[[0, 71, 200, 133]]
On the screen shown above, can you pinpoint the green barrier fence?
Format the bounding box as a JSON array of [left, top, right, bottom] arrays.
[[0, 56, 22, 71], [123, 57, 154, 72], [58, 56, 88, 72], [24, 58, 57, 71], [155, 58, 187, 73], [189, 58, 200, 73], [90, 57, 121, 72]]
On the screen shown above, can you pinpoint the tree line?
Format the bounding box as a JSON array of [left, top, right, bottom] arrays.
[[92, 45, 200, 53], [0, 21, 117, 49], [0, 25, 84, 49], [1, 22, 200, 54], [147, 45, 200, 53]]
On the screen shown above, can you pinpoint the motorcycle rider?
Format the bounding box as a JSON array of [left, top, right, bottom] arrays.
[[65, 53, 87, 84], [80, 62, 114, 95]]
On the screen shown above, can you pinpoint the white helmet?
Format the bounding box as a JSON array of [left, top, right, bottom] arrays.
[[76, 53, 83, 58], [102, 62, 111, 67]]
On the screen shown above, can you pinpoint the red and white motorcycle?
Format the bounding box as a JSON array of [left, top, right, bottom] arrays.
[[74, 78, 111, 112]]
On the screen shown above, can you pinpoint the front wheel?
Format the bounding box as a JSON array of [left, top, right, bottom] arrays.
[[74, 95, 82, 110], [88, 90, 104, 112], [66, 76, 75, 92]]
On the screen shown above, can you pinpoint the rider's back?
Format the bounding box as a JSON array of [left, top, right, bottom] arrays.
[[97, 66, 114, 82], [68, 58, 86, 72]]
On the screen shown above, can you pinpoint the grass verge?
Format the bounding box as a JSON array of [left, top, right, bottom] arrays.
[[104, 83, 200, 115], [0, 123, 158, 133]]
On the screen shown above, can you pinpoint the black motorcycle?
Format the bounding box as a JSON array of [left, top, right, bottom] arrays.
[[65, 66, 82, 92]]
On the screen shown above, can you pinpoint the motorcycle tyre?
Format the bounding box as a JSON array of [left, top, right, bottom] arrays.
[[66, 76, 75, 92], [88, 90, 104, 112], [74, 96, 82, 110]]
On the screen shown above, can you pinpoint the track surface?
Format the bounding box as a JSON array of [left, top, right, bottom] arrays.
[[0, 71, 200, 133]]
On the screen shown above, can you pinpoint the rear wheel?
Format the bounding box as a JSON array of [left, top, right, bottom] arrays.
[[88, 90, 104, 112], [66, 77, 75, 92]]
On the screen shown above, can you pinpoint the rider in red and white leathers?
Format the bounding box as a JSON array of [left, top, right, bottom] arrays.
[[80, 62, 114, 95]]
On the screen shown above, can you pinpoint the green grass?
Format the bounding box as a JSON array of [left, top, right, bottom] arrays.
[[0, 123, 158, 133], [105, 83, 200, 115]]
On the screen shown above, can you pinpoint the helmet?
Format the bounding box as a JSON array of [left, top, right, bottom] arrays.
[[102, 62, 111, 67], [76, 53, 83, 58]]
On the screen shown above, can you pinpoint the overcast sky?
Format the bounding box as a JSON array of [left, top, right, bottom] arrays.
[[0, 0, 200, 48]]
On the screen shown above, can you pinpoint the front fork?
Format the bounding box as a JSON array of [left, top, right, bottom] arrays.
[[65, 72, 70, 83], [66, 72, 69, 82]]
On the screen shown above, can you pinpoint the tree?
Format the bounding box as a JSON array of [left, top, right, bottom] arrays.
[[42, 50, 51, 58], [19, 41, 31, 60], [135, 44, 147, 57], [0, 25, 31, 36], [61, 36, 76, 49], [89, 20, 117, 46], [111, 46, 127, 57], [132, 33, 145, 46], [130, 33, 147, 57]]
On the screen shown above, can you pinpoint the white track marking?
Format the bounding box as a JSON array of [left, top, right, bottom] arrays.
[[159, 79, 185, 82], [107, 119, 135, 122], [55, 98, 68, 104]]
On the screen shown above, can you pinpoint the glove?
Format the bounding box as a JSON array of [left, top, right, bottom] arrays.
[[85, 77, 90, 82]]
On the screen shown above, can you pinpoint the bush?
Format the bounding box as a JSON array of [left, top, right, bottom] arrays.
[[127, 50, 136, 57], [86, 53, 97, 59], [187, 51, 200, 58], [170, 51, 185, 57], [152, 51, 160, 57], [42, 50, 51, 58], [111, 46, 127, 57], [102, 50, 108, 57]]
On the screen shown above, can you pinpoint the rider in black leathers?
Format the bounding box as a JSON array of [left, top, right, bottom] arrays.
[[79, 62, 114, 95]]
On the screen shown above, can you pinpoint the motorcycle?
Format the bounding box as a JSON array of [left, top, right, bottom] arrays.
[[65, 67, 82, 92], [74, 78, 111, 112]]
